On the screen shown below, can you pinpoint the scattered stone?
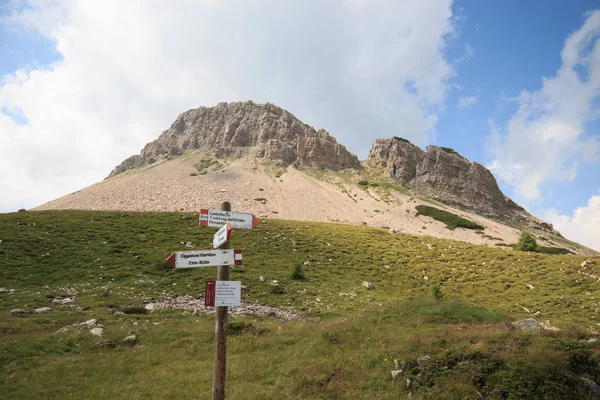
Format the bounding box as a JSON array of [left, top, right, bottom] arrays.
[[540, 320, 560, 332], [271, 280, 279, 286], [512, 318, 541, 333], [417, 355, 432, 366], [122, 335, 137, 346], [89, 327, 104, 336], [393, 359, 400, 369], [389, 228, 398, 234], [362, 282, 375, 290], [581, 260, 593, 268], [0, 287, 6, 293], [132, 321, 139, 325], [10, 308, 27, 317], [406, 378, 412, 389], [114, 311, 126, 316], [526, 284, 535, 290], [81, 319, 99, 328], [423, 276, 429, 281], [52, 296, 75, 304], [97, 341, 116, 348], [259, 276, 266, 282], [581, 338, 598, 343], [185, 242, 194, 247], [34, 307, 55, 314], [144, 303, 156, 311], [303, 261, 310, 266], [391, 370, 404, 380], [426, 243, 433, 249]]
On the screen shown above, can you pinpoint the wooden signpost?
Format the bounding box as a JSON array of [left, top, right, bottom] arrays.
[[167, 202, 258, 400]]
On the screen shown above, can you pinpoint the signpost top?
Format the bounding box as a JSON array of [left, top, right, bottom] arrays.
[[200, 209, 259, 230]]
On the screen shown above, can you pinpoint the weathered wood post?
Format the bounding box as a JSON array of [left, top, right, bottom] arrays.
[[212, 201, 230, 400]]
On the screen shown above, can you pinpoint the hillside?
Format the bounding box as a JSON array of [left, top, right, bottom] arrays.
[[33, 101, 597, 256], [1, 211, 600, 398]]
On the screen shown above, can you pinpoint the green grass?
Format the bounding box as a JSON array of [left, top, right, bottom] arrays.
[[415, 205, 485, 231], [1, 210, 599, 398]]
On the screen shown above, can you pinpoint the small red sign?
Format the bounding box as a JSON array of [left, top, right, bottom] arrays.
[[205, 280, 216, 307]]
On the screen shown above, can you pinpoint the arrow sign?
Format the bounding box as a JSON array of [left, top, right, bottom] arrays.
[[165, 249, 243, 269], [200, 209, 259, 229], [213, 223, 231, 249]]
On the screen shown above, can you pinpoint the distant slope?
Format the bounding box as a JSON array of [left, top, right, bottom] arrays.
[[33, 151, 598, 256]]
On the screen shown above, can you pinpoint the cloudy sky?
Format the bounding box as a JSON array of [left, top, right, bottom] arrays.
[[1, 0, 599, 251]]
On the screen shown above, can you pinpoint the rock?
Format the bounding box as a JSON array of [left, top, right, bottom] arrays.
[[259, 276, 266, 282], [33, 307, 55, 314], [89, 327, 104, 336], [0, 287, 7, 293], [391, 370, 404, 380], [423, 276, 429, 281], [271, 280, 279, 286], [578, 377, 600, 397], [114, 311, 126, 315], [122, 335, 137, 346], [80, 319, 99, 328], [581, 338, 598, 343], [526, 284, 535, 290], [512, 318, 542, 333], [540, 320, 560, 332], [393, 359, 400, 369], [10, 308, 27, 317], [417, 355, 432, 366], [362, 282, 375, 290], [108, 101, 360, 177], [389, 228, 398, 233], [406, 378, 412, 389], [365, 138, 539, 225], [581, 260, 593, 268], [144, 303, 156, 311], [97, 340, 116, 348]]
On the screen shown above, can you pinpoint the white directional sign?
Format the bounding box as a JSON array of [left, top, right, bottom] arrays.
[[213, 223, 231, 249], [200, 209, 259, 230], [215, 281, 241, 306], [165, 249, 243, 269]]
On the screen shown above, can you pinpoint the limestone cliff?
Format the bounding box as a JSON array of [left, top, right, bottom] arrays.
[[108, 101, 360, 177]]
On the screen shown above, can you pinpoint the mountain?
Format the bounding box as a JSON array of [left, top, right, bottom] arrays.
[[34, 101, 597, 256]]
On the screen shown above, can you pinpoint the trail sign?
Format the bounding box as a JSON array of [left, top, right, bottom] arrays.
[[165, 249, 243, 269], [200, 209, 259, 230], [205, 280, 216, 307], [213, 223, 231, 249], [215, 281, 241, 306]]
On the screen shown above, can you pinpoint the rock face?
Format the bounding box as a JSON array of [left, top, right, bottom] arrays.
[[108, 101, 360, 177], [366, 138, 529, 223]]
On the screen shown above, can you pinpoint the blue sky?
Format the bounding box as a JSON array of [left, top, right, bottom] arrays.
[[0, 0, 599, 250]]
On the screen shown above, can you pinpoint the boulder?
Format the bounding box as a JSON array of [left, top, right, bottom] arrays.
[[512, 318, 542, 333], [10, 309, 27, 317], [362, 282, 375, 290], [122, 335, 137, 346]]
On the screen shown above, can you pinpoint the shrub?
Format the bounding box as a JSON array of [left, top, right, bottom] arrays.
[[514, 231, 538, 252], [291, 264, 307, 281], [536, 246, 573, 255], [122, 306, 148, 315], [358, 180, 369, 186], [432, 285, 445, 301], [415, 205, 484, 231]]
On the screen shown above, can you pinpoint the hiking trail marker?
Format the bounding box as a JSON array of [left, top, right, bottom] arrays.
[[165, 249, 242, 269], [200, 208, 259, 230], [212, 223, 231, 249], [166, 202, 257, 400]]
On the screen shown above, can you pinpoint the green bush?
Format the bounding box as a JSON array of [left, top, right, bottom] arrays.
[[122, 306, 148, 315], [432, 285, 445, 301], [358, 180, 369, 186], [415, 205, 484, 231], [290, 264, 307, 280], [536, 246, 573, 255], [514, 231, 538, 252]]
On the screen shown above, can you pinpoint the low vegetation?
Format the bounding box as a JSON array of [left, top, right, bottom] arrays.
[[194, 158, 220, 174], [0, 211, 599, 398], [415, 205, 485, 231], [514, 231, 573, 255]]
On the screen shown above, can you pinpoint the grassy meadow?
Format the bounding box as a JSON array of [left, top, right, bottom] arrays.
[[1, 210, 600, 399]]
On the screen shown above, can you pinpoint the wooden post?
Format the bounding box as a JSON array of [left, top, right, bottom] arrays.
[[212, 201, 231, 400]]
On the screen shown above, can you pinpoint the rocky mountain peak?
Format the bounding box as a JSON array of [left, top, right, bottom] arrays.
[[108, 101, 360, 177], [366, 137, 536, 225]]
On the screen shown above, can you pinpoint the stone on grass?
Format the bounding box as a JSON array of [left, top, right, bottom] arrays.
[[114, 311, 126, 316], [271, 280, 279, 286], [10, 308, 27, 317], [144, 303, 156, 311], [259, 276, 266, 282], [89, 327, 104, 336], [391, 370, 404, 380], [511, 318, 541, 333], [362, 282, 375, 290], [0, 287, 7, 293], [122, 335, 137, 346], [34, 307, 55, 314]]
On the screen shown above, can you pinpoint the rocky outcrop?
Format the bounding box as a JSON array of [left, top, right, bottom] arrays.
[[366, 137, 529, 223], [108, 101, 360, 177]]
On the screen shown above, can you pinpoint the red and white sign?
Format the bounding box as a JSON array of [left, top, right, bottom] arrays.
[[205, 280, 216, 307], [200, 209, 259, 230], [215, 281, 241, 306], [212, 223, 231, 249], [165, 249, 243, 269]]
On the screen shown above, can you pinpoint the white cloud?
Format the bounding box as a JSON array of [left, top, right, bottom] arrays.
[[487, 10, 600, 201], [457, 95, 477, 109], [0, 0, 457, 212], [545, 191, 600, 251]]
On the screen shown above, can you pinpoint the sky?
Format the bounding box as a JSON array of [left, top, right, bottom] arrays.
[[0, 0, 599, 251]]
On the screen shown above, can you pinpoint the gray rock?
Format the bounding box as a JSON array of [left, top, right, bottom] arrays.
[[114, 311, 126, 315], [10, 308, 27, 317], [89, 327, 104, 336], [33, 307, 55, 314], [259, 276, 266, 282], [271, 280, 279, 286], [144, 303, 156, 311], [512, 318, 542, 333], [391, 370, 404, 380], [122, 335, 137, 346], [0, 287, 7, 293], [406, 378, 412, 389], [108, 101, 360, 178], [578, 377, 600, 397], [417, 355, 432, 366], [362, 282, 375, 290]]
